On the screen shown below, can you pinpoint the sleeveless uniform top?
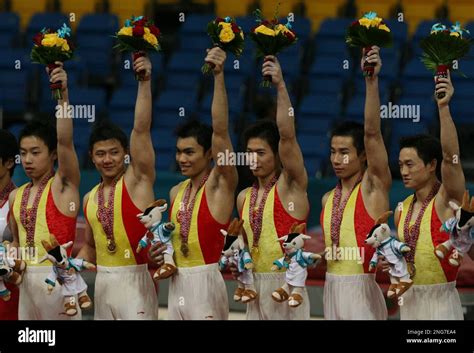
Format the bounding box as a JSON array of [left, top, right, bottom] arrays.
[[12, 178, 76, 266], [320, 184, 376, 275], [397, 195, 458, 285], [241, 184, 307, 273], [169, 179, 228, 268], [84, 176, 148, 267]]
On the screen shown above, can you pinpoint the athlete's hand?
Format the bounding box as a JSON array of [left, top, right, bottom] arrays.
[[377, 255, 390, 272], [148, 241, 166, 267]]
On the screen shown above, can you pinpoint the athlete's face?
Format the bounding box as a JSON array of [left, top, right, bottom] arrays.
[[246, 138, 279, 178], [90, 139, 127, 179], [330, 136, 365, 179], [19, 136, 56, 180], [176, 137, 212, 177], [399, 147, 437, 189]]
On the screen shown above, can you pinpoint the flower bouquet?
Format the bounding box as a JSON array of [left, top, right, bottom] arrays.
[[201, 16, 244, 75], [248, 9, 297, 87], [420, 22, 472, 99], [114, 16, 162, 80], [30, 23, 74, 100], [345, 12, 392, 77]]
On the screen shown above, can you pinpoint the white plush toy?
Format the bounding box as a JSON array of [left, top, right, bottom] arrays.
[[436, 190, 474, 267], [219, 218, 257, 303], [40, 235, 96, 316], [0, 241, 26, 301], [271, 223, 321, 308], [136, 199, 176, 280], [365, 211, 413, 300]]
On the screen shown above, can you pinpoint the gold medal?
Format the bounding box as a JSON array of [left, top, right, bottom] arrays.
[[180, 243, 189, 257], [251, 246, 259, 261], [107, 239, 117, 253]]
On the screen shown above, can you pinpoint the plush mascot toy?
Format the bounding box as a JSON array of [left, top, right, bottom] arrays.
[[271, 223, 321, 308], [40, 235, 96, 316], [136, 199, 176, 280], [218, 218, 257, 303], [436, 190, 474, 267], [0, 241, 26, 301], [365, 211, 413, 300]]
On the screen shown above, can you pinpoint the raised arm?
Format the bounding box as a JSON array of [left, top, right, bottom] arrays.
[[206, 47, 238, 186], [363, 47, 391, 192], [129, 55, 155, 183], [50, 62, 80, 188], [262, 55, 307, 189], [437, 70, 465, 204]]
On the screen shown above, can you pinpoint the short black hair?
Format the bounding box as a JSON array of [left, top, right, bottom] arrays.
[[330, 121, 365, 155], [399, 134, 442, 179], [175, 119, 212, 152], [19, 120, 57, 154], [243, 120, 280, 155], [0, 129, 19, 176], [89, 120, 129, 152]]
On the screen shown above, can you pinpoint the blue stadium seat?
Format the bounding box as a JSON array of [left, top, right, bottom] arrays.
[[180, 14, 215, 35], [309, 55, 352, 79], [109, 87, 137, 111], [165, 72, 201, 91], [402, 58, 432, 81], [75, 49, 112, 76], [68, 87, 107, 114], [298, 132, 330, 159], [168, 52, 204, 74], [297, 116, 333, 134], [304, 156, 324, 177], [317, 18, 353, 39], [27, 13, 69, 39], [0, 70, 28, 113], [345, 95, 365, 121], [314, 38, 349, 56], [399, 79, 434, 98], [180, 34, 210, 52], [307, 77, 343, 95], [154, 89, 198, 115], [383, 20, 407, 46], [0, 13, 19, 48], [396, 97, 436, 124], [109, 109, 135, 130], [449, 97, 474, 123], [299, 93, 341, 116], [77, 14, 119, 34], [76, 35, 114, 51]]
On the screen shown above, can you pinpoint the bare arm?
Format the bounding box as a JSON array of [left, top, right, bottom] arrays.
[[363, 47, 391, 192], [437, 70, 465, 205], [206, 47, 238, 188], [262, 55, 307, 189], [49, 62, 80, 188], [8, 190, 19, 249], [76, 194, 96, 263], [129, 55, 155, 183]]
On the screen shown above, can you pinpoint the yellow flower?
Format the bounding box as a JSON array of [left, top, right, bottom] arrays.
[[274, 24, 290, 35], [371, 17, 383, 26], [41, 33, 60, 47], [60, 39, 70, 51], [118, 26, 133, 36], [219, 22, 232, 29], [379, 24, 390, 32], [358, 18, 372, 28], [144, 27, 150, 34], [450, 31, 460, 37], [255, 24, 276, 36], [240, 31, 244, 39], [219, 26, 235, 43], [143, 33, 158, 47]]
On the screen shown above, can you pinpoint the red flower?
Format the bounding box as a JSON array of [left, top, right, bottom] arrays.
[[215, 17, 224, 23], [262, 20, 270, 26], [33, 33, 44, 45], [133, 25, 145, 37], [149, 25, 160, 36], [134, 18, 147, 27], [231, 23, 240, 33], [351, 20, 359, 26]]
